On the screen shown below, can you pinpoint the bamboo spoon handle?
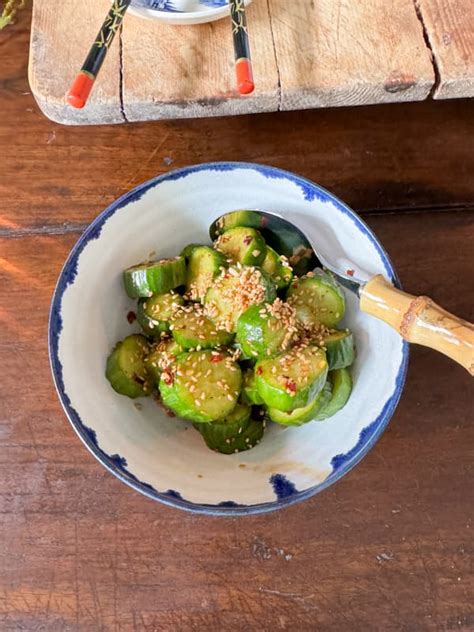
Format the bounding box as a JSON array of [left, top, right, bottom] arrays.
[[360, 275, 474, 375]]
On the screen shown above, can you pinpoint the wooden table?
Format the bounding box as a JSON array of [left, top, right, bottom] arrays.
[[29, 0, 474, 125], [1, 8, 473, 630]]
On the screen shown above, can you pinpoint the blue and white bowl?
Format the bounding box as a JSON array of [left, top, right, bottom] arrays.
[[49, 163, 408, 515], [129, 0, 252, 25]]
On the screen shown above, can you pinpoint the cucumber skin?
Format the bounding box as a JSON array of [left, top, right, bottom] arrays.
[[171, 315, 234, 350], [160, 378, 216, 423], [256, 352, 329, 412], [194, 403, 265, 454], [241, 369, 264, 405], [137, 294, 184, 337], [287, 269, 346, 328], [123, 256, 186, 298], [159, 351, 242, 423], [324, 332, 355, 370], [261, 246, 293, 290], [314, 368, 352, 420], [186, 246, 227, 302], [180, 243, 204, 260], [105, 335, 152, 399], [269, 380, 332, 426], [236, 304, 293, 359], [214, 227, 267, 267], [210, 210, 317, 275], [204, 268, 277, 333]]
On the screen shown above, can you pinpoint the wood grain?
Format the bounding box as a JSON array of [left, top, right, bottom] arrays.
[[2, 12, 474, 628], [121, 2, 279, 122], [29, 0, 123, 124], [268, 0, 435, 110], [360, 275, 474, 374], [29, 0, 444, 124], [416, 0, 474, 99], [3, 14, 474, 231], [0, 212, 473, 630]]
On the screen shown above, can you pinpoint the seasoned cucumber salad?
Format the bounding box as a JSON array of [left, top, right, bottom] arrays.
[[106, 218, 356, 455]]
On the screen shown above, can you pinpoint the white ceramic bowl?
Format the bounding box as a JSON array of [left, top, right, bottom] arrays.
[[49, 163, 408, 515], [129, 0, 252, 25]]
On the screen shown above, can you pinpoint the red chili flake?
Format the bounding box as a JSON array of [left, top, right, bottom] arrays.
[[127, 310, 137, 324], [256, 366, 263, 375], [165, 409, 176, 418], [243, 235, 253, 246], [210, 354, 224, 363], [286, 379, 297, 393], [346, 269, 355, 277], [261, 217, 268, 227], [162, 370, 174, 385]]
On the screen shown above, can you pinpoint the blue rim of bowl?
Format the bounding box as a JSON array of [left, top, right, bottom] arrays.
[[49, 161, 409, 516]]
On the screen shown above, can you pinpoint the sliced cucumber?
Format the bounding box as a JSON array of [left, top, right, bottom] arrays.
[[210, 210, 317, 275], [269, 380, 332, 426], [180, 243, 203, 260], [204, 266, 277, 333], [186, 246, 227, 302], [171, 310, 234, 350], [256, 345, 328, 412], [214, 227, 266, 267], [123, 256, 186, 298], [144, 338, 183, 384], [137, 292, 184, 336], [241, 369, 264, 405], [314, 368, 352, 420], [323, 330, 355, 370], [159, 350, 242, 423], [236, 300, 298, 359], [287, 269, 346, 328], [194, 403, 265, 454], [106, 334, 153, 398], [261, 246, 293, 290]]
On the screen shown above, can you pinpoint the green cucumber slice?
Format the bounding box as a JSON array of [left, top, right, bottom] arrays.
[[261, 246, 294, 290], [186, 246, 227, 302], [287, 269, 346, 328], [323, 330, 355, 370], [106, 334, 153, 398], [256, 345, 328, 412], [210, 210, 317, 275], [241, 369, 264, 405], [137, 292, 184, 336], [123, 256, 186, 298], [236, 300, 298, 359], [180, 243, 203, 260], [194, 403, 265, 454], [159, 350, 242, 422], [204, 266, 277, 333], [214, 227, 266, 267], [171, 310, 234, 350], [269, 380, 332, 426], [144, 338, 183, 384], [314, 368, 352, 420]]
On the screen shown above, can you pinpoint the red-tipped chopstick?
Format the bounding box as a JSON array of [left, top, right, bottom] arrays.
[[67, 0, 132, 109], [230, 0, 254, 95]]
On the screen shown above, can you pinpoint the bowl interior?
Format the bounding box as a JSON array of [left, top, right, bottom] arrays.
[[50, 163, 408, 514]]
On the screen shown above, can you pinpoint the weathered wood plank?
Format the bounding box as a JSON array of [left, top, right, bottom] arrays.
[[121, 2, 279, 121], [416, 0, 474, 99], [266, 0, 435, 109], [30, 0, 439, 125], [0, 211, 473, 629], [29, 0, 123, 125]]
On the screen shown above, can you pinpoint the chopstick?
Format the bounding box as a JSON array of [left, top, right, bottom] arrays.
[[230, 0, 255, 95], [67, 0, 132, 109]]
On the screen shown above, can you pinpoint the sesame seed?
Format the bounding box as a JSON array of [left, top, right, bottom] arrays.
[[227, 394, 234, 401]]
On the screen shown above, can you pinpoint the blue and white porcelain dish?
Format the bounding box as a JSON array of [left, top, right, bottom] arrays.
[[129, 0, 252, 25], [49, 162, 409, 516]]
